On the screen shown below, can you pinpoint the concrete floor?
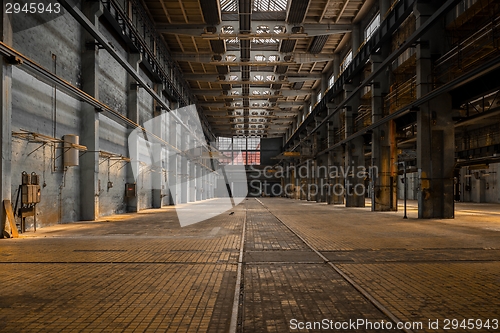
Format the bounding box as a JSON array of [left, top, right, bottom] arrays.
[[0, 198, 499, 332]]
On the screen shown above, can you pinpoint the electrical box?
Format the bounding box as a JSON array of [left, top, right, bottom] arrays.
[[20, 172, 41, 204], [21, 185, 31, 204], [31, 172, 40, 185], [21, 184, 41, 204], [22, 172, 31, 185], [32, 185, 41, 203], [125, 183, 136, 197]]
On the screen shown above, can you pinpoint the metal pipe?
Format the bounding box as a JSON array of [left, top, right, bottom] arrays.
[[0, 43, 217, 172]]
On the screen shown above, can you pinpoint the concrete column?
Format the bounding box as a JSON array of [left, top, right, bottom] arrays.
[[209, 172, 215, 199], [311, 93, 317, 109], [168, 120, 179, 204], [298, 160, 306, 200], [415, 2, 454, 218], [331, 148, 345, 205], [352, 24, 361, 56], [315, 156, 326, 203], [333, 54, 341, 81], [328, 104, 344, 205], [162, 113, 170, 205], [152, 88, 163, 209], [343, 84, 365, 207], [315, 122, 328, 202], [309, 159, 316, 201], [80, 2, 103, 220], [380, 0, 391, 18], [151, 139, 163, 208], [417, 95, 455, 218], [189, 159, 196, 202], [0, 10, 13, 236], [292, 162, 299, 199], [125, 52, 142, 212], [321, 73, 328, 94], [198, 167, 203, 200], [370, 51, 397, 211], [179, 133, 188, 203]]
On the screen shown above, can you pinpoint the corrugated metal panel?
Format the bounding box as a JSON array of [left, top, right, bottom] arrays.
[[280, 39, 296, 53], [210, 40, 226, 54], [308, 35, 329, 54], [275, 65, 288, 74], [199, 0, 221, 25], [217, 65, 229, 74], [287, 0, 310, 24]]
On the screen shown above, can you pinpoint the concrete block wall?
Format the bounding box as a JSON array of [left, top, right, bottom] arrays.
[[4, 9, 212, 230], [460, 163, 500, 203], [98, 23, 128, 115], [136, 68, 154, 210], [98, 116, 128, 216]]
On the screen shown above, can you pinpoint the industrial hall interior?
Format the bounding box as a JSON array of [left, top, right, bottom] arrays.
[[1, 0, 500, 332]]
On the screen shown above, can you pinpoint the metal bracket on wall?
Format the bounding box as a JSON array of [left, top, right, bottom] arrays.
[[13, 130, 88, 172]]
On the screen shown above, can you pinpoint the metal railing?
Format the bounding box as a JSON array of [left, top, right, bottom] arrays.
[[384, 76, 417, 115]]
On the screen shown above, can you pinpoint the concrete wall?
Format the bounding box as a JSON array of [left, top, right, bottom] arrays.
[[11, 13, 83, 228], [260, 138, 282, 166], [397, 164, 500, 204], [460, 163, 500, 203], [7, 10, 200, 230]]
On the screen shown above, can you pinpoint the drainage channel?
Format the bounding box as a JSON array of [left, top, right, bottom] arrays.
[[229, 201, 246, 333]]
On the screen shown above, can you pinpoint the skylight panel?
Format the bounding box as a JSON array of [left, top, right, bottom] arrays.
[[252, 37, 279, 44], [253, 0, 288, 12], [221, 0, 237, 12]]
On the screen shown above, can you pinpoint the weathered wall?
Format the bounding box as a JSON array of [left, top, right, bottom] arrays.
[[11, 13, 82, 228], [8, 11, 168, 229]]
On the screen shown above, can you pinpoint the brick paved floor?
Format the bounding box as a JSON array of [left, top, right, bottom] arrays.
[[260, 198, 500, 333], [0, 198, 499, 332]]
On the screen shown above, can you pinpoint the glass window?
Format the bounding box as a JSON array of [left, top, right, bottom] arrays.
[[216, 136, 261, 165], [221, 0, 237, 11], [364, 13, 380, 41], [217, 137, 232, 150], [328, 74, 335, 89], [340, 50, 352, 74]]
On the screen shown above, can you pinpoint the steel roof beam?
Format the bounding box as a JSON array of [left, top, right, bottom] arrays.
[[157, 22, 350, 37]]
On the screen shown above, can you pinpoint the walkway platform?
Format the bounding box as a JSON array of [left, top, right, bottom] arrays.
[[0, 198, 499, 332]]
